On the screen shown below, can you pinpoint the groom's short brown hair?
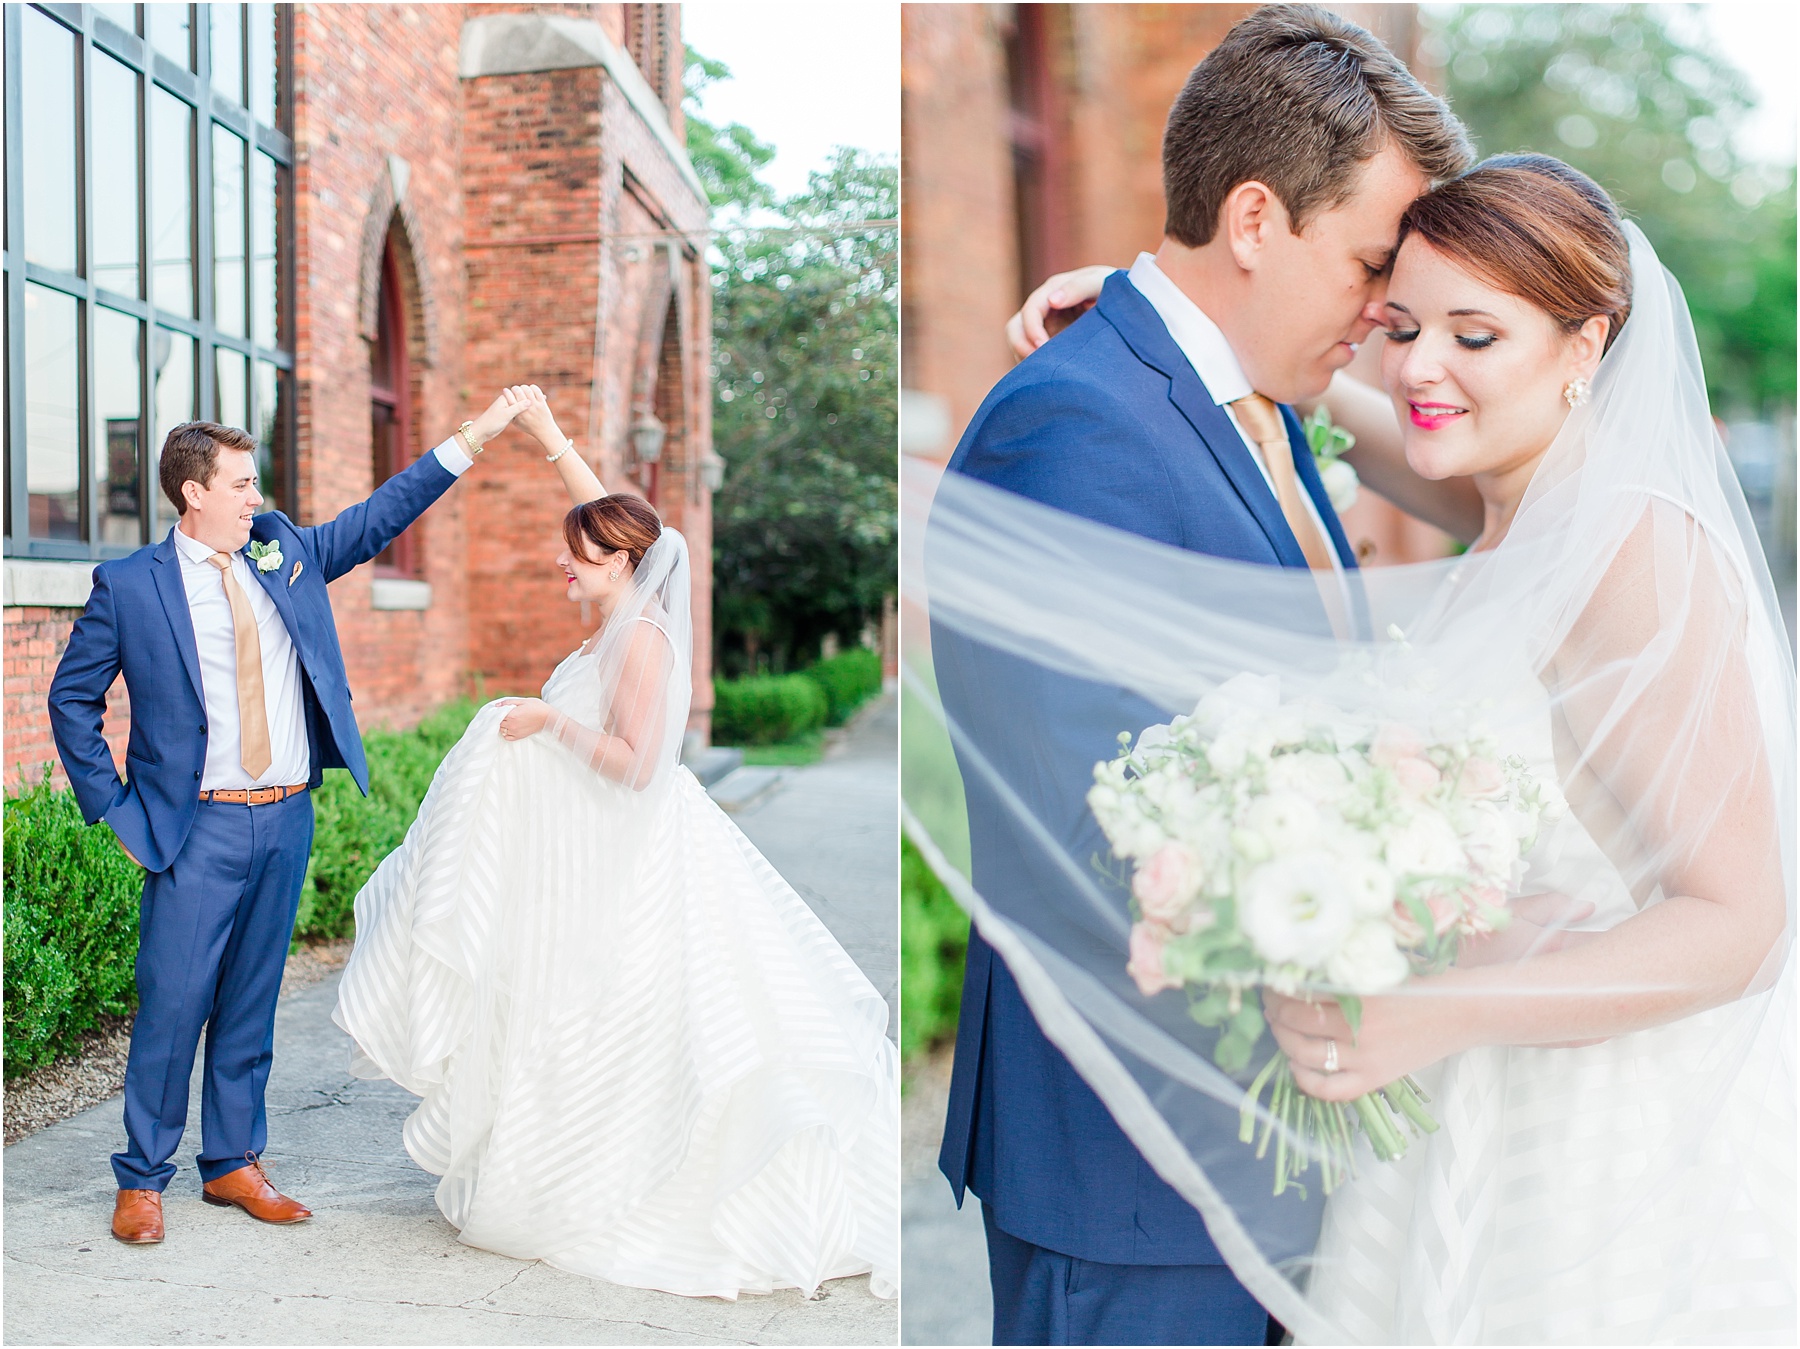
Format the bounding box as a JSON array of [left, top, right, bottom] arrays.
[[1163, 5, 1472, 245], [160, 421, 258, 513]]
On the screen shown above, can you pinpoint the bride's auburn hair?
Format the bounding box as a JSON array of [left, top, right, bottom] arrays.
[[564, 492, 662, 569], [1399, 153, 1633, 353]]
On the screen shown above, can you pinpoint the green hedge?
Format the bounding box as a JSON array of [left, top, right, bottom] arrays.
[[711, 672, 829, 746], [712, 647, 884, 746], [900, 835, 969, 1062], [3, 774, 144, 1079], [807, 647, 883, 726], [293, 698, 480, 940], [3, 698, 483, 1080]]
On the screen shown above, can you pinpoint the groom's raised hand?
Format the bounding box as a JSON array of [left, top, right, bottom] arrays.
[[469, 386, 538, 448]]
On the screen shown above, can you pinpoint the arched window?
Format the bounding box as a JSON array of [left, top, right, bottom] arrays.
[[369, 232, 415, 574]]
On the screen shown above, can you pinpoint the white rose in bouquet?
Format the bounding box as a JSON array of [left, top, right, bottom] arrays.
[[1244, 791, 1323, 855], [1326, 919, 1410, 993], [1459, 800, 1522, 881], [1240, 852, 1356, 968], [1384, 809, 1464, 877], [1265, 750, 1351, 805]]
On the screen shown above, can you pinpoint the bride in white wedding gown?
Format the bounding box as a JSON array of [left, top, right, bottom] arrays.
[[334, 389, 897, 1301]]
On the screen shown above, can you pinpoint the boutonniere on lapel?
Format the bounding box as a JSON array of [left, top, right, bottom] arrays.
[[1301, 404, 1360, 513], [288, 560, 304, 587], [249, 540, 284, 574]]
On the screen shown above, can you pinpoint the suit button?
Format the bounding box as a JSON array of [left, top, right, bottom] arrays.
[[199, 725, 207, 734], [194, 771, 201, 780]]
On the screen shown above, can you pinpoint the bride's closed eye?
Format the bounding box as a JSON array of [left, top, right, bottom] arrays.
[[1385, 327, 1499, 351]]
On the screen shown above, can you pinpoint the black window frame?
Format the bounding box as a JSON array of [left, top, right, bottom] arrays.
[[3, 1, 297, 563]]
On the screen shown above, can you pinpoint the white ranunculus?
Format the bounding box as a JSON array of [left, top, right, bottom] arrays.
[[1384, 808, 1465, 878], [1459, 801, 1520, 881], [1339, 855, 1397, 918], [1244, 791, 1322, 854], [1265, 751, 1351, 805], [1320, 458, 1360, 514], [1326, 920, 1409, 992], [1239, 852, 1357, 968]]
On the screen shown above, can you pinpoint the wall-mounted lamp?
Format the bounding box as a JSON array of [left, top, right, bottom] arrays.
[[700, 452, 726, 493], [631, 409, 666, 464]]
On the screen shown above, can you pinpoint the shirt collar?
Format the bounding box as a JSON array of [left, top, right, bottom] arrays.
[[172, 523, 235, 566], [1125, 253, 1254, 407]]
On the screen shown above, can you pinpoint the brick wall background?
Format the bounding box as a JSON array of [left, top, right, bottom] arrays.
[[4, 2, 717, 791]]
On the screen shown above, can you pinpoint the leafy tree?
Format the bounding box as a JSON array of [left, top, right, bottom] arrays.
[[708, 150, 898, 674], [685, 48, 897, 675], [1425, 3, 1795, 416]]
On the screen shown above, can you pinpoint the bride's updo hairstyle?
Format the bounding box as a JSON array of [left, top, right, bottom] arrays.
[[1399, 153, 1633, 354], [563, 493, 662, 570]]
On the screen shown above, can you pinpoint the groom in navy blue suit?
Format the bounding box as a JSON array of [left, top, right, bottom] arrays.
[[49, 396, 526, 1243], [933, 9, 1474, 1344]]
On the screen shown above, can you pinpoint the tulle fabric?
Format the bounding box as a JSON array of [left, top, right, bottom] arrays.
[[903, 224, 1794, 1341], [334, 529, 897, 1301]]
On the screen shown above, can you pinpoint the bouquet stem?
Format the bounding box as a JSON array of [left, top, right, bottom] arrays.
[[1240, 1053, 1441, 1195]]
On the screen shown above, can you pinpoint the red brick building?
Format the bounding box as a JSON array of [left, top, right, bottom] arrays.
[[4, 2, 720, 790], [900, 2, 1452, 566]]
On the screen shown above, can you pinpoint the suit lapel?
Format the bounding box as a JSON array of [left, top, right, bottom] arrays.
[[1097, 276, 1306, 569], [247, 519, 304, 651], [152, 529, 207, 705]]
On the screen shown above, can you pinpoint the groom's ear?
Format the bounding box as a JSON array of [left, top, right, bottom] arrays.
[[1221, 180, 1287, 272]]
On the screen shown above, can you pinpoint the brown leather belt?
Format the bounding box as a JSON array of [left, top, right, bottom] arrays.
[[198, 783, 309, 806]]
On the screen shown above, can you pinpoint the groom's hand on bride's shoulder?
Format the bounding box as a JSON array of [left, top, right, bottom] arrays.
[[1007, 264, 1115, 359]]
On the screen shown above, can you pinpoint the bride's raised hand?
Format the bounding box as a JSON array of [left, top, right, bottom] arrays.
[[497, 697, 552, 741], [1006, 264, 1117, 359], [468, 386, 535, 446], [511, 385, 564, 449]]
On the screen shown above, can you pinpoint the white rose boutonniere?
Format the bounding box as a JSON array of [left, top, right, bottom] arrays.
[[1302, 404, 1360, 513], [248, 540, 283, 573]]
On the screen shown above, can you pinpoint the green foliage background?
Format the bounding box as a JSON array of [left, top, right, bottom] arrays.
[[686, 48, 898, 677], [1427, 3, 1795, 417]]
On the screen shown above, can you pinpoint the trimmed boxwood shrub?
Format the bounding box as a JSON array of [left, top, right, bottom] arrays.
[[293, 698, 480, 941], [3, 773, 143, 1079], [806, 647, 883, 727], [711, 672, 829, 747], [900, 835, 968, 1062], [4, 698, 483, 1079]]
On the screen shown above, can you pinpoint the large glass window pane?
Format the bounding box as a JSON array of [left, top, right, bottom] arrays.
[[21, 8, 78, 274], [93, 6, 140, 33], [215, 346, 248, 434], [209, 2, 243, 104], [212, 125, 246, 336], [146, 3, 193, 70], [151, 327, 195, 521], [95, 308, 143, 547], [150, 88, 194, 317], [92, 54, 143, 300], [254, 359, 286, 516], [25, 285, 83, 541], [252, 150, 278, 348], [248, 3, 276, 127]]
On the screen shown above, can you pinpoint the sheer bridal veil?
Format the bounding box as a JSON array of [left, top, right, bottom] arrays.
[[903, 224, 1794, 1340]]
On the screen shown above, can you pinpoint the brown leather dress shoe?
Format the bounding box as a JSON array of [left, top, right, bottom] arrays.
[[112, 1189, 165, 1243], [201, 1155, 311, 1224]]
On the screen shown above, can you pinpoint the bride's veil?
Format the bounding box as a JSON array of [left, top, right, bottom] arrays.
[[903, 223, 1794, 1340]]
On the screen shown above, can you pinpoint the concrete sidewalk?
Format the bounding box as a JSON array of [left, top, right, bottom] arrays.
[[2, 698, 899, 1346]]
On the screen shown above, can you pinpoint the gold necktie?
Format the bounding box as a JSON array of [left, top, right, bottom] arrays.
[[1228, 393, 1335, 572], [206, 553, 273, 778]]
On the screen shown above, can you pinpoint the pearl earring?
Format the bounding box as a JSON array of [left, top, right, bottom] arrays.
[[1563, 377, 1590, 409]]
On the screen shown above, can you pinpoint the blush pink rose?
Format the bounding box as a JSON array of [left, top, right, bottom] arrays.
[[1132, 843, 1203, 926], [1371, 723, 1426, 768], [1393, 756, 1442, 797], [1127, 922, 1181, 997], [1458, 756, 1506, 799], [1425, 889, 1459, 936], [1391, 899, 1426, 947]]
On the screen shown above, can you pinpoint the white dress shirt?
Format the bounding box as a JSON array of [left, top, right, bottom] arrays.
[[1125, 254, 1344, 578], [177, 437, 472, 789]]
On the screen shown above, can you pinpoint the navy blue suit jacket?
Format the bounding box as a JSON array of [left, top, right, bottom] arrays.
[[933, 272, 1352, 1267], [48, 451, 459, 873]]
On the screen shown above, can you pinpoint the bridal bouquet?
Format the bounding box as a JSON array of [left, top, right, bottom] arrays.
[[1088, 673, 1560, 1196]]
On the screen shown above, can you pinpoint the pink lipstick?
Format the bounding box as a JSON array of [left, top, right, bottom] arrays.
[[1408, 401, 1467, 430]]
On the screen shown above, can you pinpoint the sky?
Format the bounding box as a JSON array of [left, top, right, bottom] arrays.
[[1700, 2, 1797, 163], [679, 2, 901, 201]]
